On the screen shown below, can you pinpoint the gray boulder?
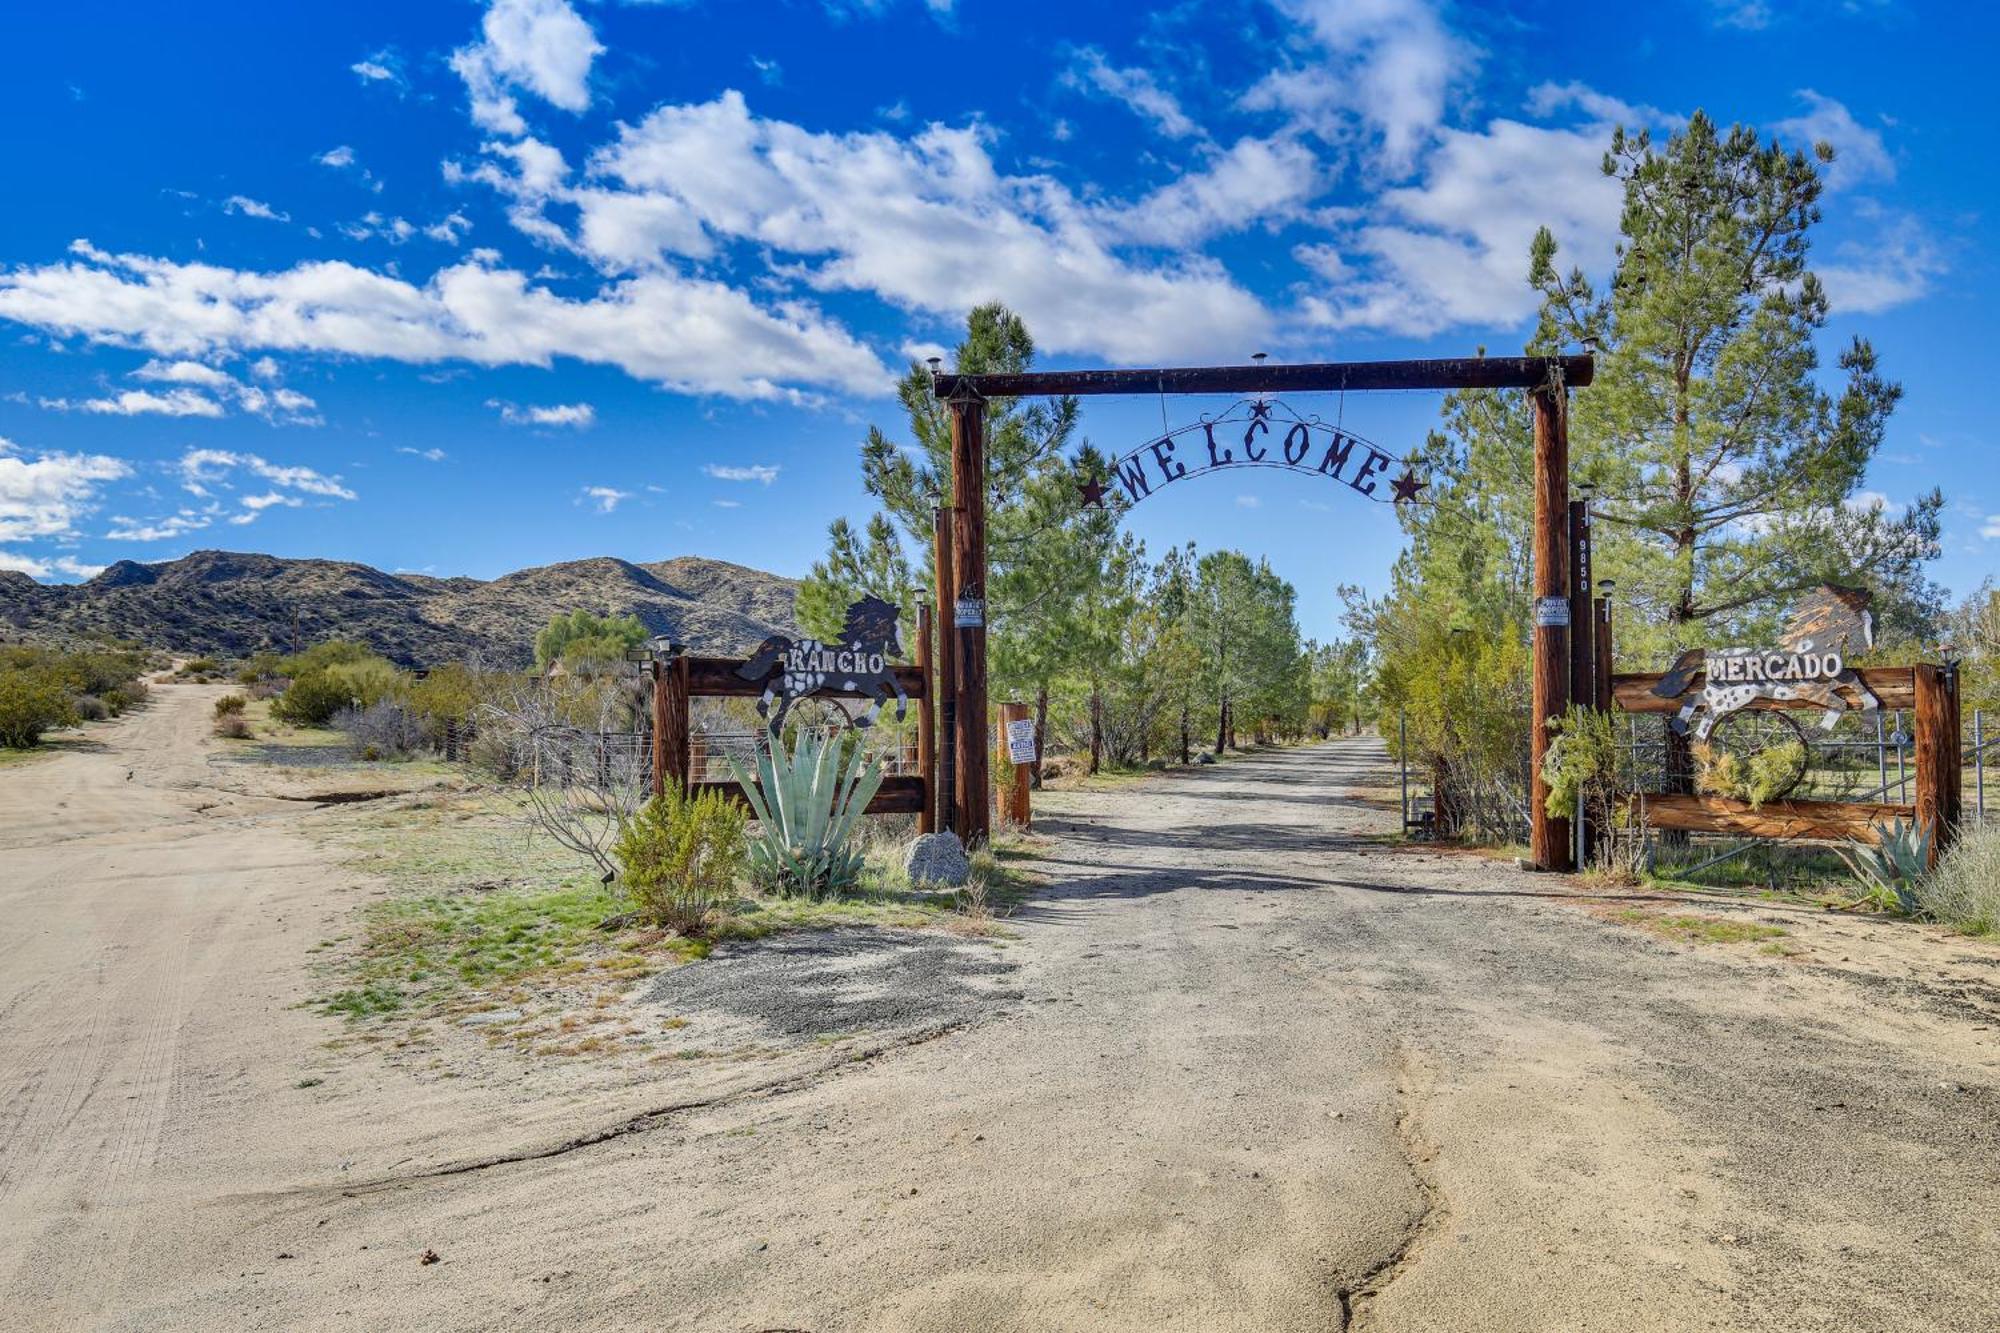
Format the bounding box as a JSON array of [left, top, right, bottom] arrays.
[[904, 832, 971, 887], [1195, 751, 1217, 765]]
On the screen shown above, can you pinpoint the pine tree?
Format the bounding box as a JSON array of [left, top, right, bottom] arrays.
[[1530, 110, 1939, 655]]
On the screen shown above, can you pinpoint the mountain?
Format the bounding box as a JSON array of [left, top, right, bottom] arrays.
[[0, 550, 801, 667]]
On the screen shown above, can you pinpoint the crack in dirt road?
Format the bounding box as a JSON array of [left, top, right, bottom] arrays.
[[1338, 1047, 1448, 1331], [297, 1020, 972, 1198]]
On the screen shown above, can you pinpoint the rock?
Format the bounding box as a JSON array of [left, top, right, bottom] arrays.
[[904, 832, 970, 887], [1195, 751, 1217, 765]]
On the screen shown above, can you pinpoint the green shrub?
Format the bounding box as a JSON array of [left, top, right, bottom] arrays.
[[271, 671, 357, 727], [1916, 824, 2000, 935], [74, 694, 110, 722], [534, 609, 647, 672], [613, 786, 748, 936], [0, 667, 80, 748], [177, 657, 220, 677], [1696, 739, 1806, 810], [214, 694, 248, 718], [325, 657, 404, 709]]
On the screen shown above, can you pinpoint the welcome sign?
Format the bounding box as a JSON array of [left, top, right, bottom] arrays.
[[1082, 399, 1426, 510]]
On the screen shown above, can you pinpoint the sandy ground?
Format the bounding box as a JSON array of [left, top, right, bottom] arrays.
[[2, 681, 1997, 1332]]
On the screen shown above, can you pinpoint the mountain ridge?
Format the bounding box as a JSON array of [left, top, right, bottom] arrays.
[[0, 550, 801, 667]]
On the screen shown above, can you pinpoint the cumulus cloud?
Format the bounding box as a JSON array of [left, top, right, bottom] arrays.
[[451, 0, 603, 135], [0, 435, 129, 544], [492, 399, 595, 427], [1243, 0, 1474, 172], [1294, 118, 1622, 335], [106, 507, 215, 542], [0, 239, 892, 400], [528, 91, 1273, 362], [581, 485, 629, 513], [703, 463, 779, 483], [1774, 89, 1894, 190]]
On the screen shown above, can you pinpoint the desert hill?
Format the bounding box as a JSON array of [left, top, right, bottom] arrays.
[[0, 550, 800, 667]]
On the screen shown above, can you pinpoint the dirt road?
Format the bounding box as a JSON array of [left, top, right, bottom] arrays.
[[2, 690, 1996, 1331]]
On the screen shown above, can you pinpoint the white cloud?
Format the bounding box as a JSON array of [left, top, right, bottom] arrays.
[[1235, 494, 1261, 508], [44, 358, 320, 425], [1774, 90, 1893, 190], [132, 358, 234, 388], [223, 195, 290, 223], [749, 55, 782, 87], [398, 446, 448, 461], [1981, 515, 2000, 541], [351, 50, 407, 90], [1818, 213, 1944, 314], [1525, 81, 1677, 131], [1293, 118, 1622, 335], [227, 492, 304, 525], [703, 463, 779, 484], [492, 399, 595, 427], [0, 550, 105, 581], [0, 437, 129, 542], [1243, 0, 1474, 172], [711, 498, 741, 509], [178, 448, 356, 501], [0, 239, 892, 401], [47, 387, 226, 418], [582, 485, 629, 513], [106, 507, 214, 541], [560, 92, 1271, 362], [316, 145, 357, 169], [451, 0, 603, 135], [1092, 135, 1323, 248], [1064, 48, 1201, 140]]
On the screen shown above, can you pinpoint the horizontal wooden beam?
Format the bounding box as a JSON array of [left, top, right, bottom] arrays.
[[1637, 792, 1913, 844], [691, 773, 927, 816], [1611, 667, 1915, 714], [685, 656, 927, 701], [931, 355, 1594, 400]]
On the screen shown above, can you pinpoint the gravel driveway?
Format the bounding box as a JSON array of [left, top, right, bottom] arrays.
[[6, 728, 1996, 1332]]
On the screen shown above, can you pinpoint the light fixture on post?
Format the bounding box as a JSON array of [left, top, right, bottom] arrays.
[[1597, 577, 1615, 600]]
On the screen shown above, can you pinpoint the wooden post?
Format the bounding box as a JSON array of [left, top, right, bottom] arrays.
[[933, 507, 957, 834], [650, 659, 667, 798], [998, 700, 1031, 829], [1914, 662, 1962, 868], [1530, 384, 1573, 871], [915, 604, 936, 834], [1568, 498, 1593, 709], [1593, 596, 1613, 714], [663, 653, 691, 796], [949, 394, 990, 848]]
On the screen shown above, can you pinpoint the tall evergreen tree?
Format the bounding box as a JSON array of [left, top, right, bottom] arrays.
[[1529, 110, 1939, 654]]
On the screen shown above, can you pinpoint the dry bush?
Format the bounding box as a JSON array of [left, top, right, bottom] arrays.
[[1920, 824, 2000, 935], [214, 713, 253, 740], [214, 694, 247, 718]]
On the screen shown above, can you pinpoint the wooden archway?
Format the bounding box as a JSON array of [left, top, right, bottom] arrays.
[[927, 354, 1595, 870]]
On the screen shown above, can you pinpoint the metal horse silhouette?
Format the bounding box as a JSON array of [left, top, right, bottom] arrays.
[[736, 595, 908, 736], [1651, 585, 1881, 739]]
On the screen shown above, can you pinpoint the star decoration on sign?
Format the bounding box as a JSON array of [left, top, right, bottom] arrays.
[[1249, 399, 1273, 423], [1390, 468, 1429, 505], [1077, 475, 1108, 509]]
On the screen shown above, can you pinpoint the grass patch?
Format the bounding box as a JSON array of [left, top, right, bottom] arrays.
[[1613, 908, 1788, 946], [311, 791, 1047, 1028]]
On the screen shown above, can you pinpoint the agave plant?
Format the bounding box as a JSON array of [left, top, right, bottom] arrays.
[[728, 730, 884, 900], [1837, 816, 1932, 916]]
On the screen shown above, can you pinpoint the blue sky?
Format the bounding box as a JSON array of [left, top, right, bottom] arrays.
[[0, 0, 1991, 641]]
